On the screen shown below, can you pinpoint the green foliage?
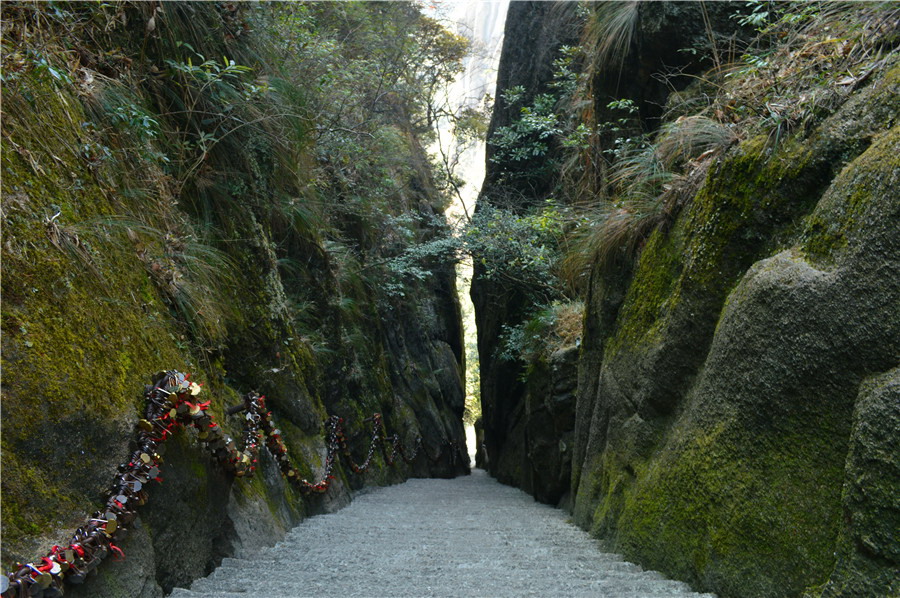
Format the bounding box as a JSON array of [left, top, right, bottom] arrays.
[[498, 301, 584, 367], [463, 340, 481, 425], [374, 195, 573, 307], [465, 202, 566, 301], [488, 43, 595, 188], [490, 90, 563, 163], [733, 0, 821, 33], [382, 234, 460, 298], [597, 98, 648, 162], [493, 86, 597, 162], [549, 45, 586, 99]]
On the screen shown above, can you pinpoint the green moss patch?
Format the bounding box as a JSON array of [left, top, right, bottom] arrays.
[[802, 126, 900, 262], [606, 227, 682, 355], [609, 415, 846, 597]]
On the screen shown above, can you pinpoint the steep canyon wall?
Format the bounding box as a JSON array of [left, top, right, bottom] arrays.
[[475, 2, 899, 597], [471, 0, 579, 500], [1, 3, 467, 596]]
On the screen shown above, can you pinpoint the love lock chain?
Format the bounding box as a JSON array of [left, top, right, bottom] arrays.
[[2, 371, 463, 598]]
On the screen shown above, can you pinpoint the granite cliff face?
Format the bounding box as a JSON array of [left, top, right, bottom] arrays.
[[475, 2, 899, 596], [473, 0, 747, 507]]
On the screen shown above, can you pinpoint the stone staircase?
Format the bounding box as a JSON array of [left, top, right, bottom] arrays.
[[171, 470, 715, 598]]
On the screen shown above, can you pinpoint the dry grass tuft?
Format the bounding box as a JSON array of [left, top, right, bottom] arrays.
[[584, 1, 640, 74], [560, 2, 898, 292]]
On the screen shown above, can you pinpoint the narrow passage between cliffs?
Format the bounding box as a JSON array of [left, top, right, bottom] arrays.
[[170, 470, 714, 598]]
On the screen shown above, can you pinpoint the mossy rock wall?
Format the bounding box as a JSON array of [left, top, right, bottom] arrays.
[[475, 2, 897, 595], [0, 5, 467, 596], [475, 0, 748, 504], [572, 61, 900, 597], [1, 83, 312, 596]]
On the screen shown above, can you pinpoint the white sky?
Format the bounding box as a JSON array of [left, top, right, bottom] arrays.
[[425, 0, 509, 221]]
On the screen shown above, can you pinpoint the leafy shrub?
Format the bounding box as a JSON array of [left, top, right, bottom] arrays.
[[498, 301, 584, 366]]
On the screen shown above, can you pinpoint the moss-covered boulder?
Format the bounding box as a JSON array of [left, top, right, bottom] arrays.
[[572, 63, 899, 597], [820, 368, 900, 597]]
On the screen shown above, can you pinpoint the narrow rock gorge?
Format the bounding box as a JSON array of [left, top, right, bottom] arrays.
[[3, 2, 898, 598]]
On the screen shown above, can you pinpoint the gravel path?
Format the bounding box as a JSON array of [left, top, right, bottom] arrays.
[[170, 470, 714, 597]]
